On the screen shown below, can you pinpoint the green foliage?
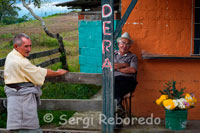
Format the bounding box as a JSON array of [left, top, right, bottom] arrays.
[[32, 0, 42, 8], [0, 0, 20, 24], [31, 33, 58, 47], [0, 0, 47, 25], [0, 84, 6, 98], [159, 81, 186, 99], [0, 33, 13, 39], [15, 15, 30, 23], [42, 13, 65, 19], [47, 62, 62, 71]]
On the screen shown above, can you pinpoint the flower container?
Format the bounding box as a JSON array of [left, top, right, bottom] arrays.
[[155, 81, 196, 130], [165, 109, 188, 130]]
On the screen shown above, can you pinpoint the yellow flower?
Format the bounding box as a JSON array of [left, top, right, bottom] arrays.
[[185, 93, 197, 106], [156, 95, 168, 105], [163, 99, 177, 110], [193, 97, 197, 103]]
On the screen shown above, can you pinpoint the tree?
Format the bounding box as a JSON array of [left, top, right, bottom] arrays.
[[21, 0, 68, 70], [0, 0, 21, 24]]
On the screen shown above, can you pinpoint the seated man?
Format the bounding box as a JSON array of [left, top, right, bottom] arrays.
[[114, 32, 138, 110]]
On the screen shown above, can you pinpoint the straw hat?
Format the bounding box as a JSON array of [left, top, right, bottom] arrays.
[[117, 32, 133, 44]]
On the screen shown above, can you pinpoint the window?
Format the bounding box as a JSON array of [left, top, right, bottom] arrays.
[[193, 0, 200, 54]]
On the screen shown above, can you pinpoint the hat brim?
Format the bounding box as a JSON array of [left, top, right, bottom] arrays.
[[117, 37, 133, 44]]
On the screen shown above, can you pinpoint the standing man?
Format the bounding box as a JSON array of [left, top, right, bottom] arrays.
[[114, 32, 138, 110], [4, 33, 68, 132]]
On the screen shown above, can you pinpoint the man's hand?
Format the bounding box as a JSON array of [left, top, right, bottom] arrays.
[[56, 69, 68, 75], [46, 69, 68, 77]]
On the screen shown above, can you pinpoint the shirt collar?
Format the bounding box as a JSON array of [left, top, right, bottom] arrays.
[[12, 49, 25, 58], [117, 51, 127, 56]]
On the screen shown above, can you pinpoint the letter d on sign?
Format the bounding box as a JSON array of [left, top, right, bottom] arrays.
[[102, 4, 112, 18]]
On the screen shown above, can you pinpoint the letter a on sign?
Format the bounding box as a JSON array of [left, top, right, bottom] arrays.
[[102, 58, 112, 71]]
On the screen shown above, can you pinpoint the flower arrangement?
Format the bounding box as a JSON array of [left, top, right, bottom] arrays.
[[156, 81, 197, 110]]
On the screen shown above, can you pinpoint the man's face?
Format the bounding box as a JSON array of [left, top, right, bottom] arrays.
[[118, 38, 132, 55], [14, 37, 32, 57]]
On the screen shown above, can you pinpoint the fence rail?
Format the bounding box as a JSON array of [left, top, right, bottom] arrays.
[[0, 71, 102, 85], [0, 71, 102, 112], [0, 98, 102, 111], [36, 57, 60, 68], [28, 48, 60, 60], [0, 58, 5, 67], [0, 48, 60, 67], [0, 128, 99, 133]]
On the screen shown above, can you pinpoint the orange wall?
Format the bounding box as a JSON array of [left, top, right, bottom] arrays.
[[122, 0, 200, 120]]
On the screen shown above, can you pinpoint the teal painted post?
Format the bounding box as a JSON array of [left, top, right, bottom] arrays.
[[101, 0, 114, 133]]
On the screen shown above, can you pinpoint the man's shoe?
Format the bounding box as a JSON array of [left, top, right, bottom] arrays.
[[116, 104, 126, 118]]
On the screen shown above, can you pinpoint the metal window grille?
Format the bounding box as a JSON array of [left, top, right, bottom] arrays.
[[193, 0, 200, 54]]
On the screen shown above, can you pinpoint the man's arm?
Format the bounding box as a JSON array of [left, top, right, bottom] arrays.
[[114, 63, 129, 70], [117, 67, 137, 74], [46, 69, 68, 77]]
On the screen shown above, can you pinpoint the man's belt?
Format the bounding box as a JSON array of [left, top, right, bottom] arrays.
[[6, 82, 35, 91]]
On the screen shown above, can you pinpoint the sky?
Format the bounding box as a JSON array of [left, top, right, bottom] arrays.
[[15, 0, 74, 18]]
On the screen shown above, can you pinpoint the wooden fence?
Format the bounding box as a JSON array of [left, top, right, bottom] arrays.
[[0, 48, 60, 68], [0, 47, 102, 132], [0, 71, 102, 112]]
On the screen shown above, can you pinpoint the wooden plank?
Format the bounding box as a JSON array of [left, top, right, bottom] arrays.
[[28, 48, 60, 60], [0, 99, 5, 112], [0, 128, 100, 133], [114, 0, 138, 41], [102, 0, 115, 132], [142, 54, 200, 59], [0, 70, 3, 79], [39, 99, 102, 111], [0, 58, 6, 67], [0, 70, 102, 85], [46, 72, 102, 85], [0, 98, 102, 111], [36, 57, 60, 67], [43, 129, 100, 133], [0, 70, 4, 84]]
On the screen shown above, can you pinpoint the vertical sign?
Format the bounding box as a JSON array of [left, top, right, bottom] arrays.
[[101, 0, 114, 133]]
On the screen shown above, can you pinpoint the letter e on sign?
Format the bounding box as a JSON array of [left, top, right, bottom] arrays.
[[103, 21, 111, 35]]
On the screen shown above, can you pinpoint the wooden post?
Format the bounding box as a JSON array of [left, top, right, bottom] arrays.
[[57, 34, 68, 70], [101, 0, 114, 132]]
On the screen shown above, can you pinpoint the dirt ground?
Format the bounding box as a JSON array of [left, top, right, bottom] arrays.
[[0, 12, 78, 39]]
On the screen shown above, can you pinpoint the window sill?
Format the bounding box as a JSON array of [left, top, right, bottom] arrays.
[[142, 54, 200, 59]]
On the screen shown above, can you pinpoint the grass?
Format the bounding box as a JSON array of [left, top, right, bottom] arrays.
[[0, 33, 13, 39], [41, 82, 100, 99], [31, 33, 59, 47], [0, 13, 101, 129]]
